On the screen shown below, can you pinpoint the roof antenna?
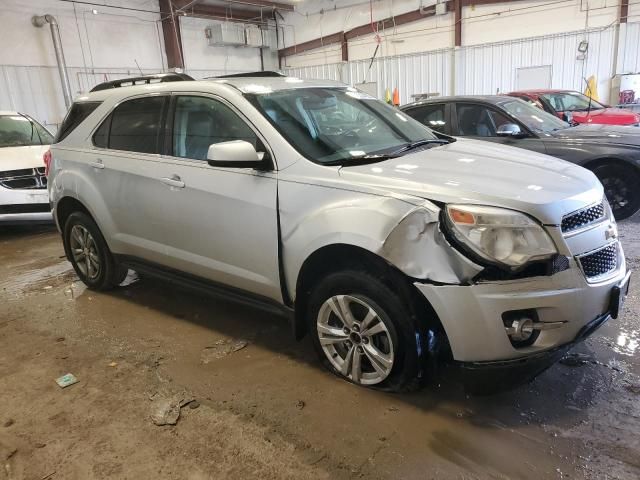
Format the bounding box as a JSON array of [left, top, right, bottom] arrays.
[[134, 59, 143, 76]]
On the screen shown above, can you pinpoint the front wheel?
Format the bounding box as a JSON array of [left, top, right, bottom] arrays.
[[307, 270, 424, 392], [591, 162, 640, 221]]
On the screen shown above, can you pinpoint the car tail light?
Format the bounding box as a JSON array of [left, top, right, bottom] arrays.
[[43, 149, 52, 176]]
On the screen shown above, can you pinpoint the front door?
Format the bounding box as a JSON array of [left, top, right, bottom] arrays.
[[155, 94, 281, 301]]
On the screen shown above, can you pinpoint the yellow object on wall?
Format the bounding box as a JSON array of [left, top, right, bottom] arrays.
[[584, 75, 599, 101]]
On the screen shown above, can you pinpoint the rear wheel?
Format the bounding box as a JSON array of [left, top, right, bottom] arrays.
[[64, 212, 121, 290], [307, 270, 423, 392], [591, 162, 640, 220]]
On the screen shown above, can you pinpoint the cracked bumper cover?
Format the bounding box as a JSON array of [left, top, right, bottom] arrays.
[[414, 259, 628, 364]]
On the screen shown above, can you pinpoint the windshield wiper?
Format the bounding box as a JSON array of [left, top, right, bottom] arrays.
[[391, 139, 450, 155]]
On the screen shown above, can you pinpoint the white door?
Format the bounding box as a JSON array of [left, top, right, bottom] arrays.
[[516, 66, 552, 90]]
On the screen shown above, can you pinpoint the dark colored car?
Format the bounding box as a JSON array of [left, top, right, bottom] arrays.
[[507, 90, 640, 126], [401, 95, 640, 220]]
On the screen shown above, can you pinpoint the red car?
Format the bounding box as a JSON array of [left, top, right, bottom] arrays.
[[508, 89, 640, 126]]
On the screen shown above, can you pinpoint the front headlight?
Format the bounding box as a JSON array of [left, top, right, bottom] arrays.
[[444, 204, 557, 269]]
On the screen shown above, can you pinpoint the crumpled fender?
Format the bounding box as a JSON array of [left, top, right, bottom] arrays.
[[280, 179, 482, 300]]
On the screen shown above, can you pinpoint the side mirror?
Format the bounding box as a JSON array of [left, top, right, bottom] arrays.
[[496, 123, 524, 137], [207, 140, 266, 169]]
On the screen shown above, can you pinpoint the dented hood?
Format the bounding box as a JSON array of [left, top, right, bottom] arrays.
[[338, 138, 602, 225]]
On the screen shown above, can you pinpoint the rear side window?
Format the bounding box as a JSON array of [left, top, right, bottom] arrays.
[[55, 101, 102, 143], [107, 96, 167, 154]]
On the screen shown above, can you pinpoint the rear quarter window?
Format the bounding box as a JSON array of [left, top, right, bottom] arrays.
[[55, 101, 102, 143]]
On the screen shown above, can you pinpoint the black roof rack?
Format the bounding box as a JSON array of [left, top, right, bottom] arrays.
[[210, 71, 286, 79], [90, 73, 195, 92]]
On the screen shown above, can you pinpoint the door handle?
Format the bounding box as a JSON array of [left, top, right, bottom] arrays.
[[160, 174, 185, 188], [89, 159, 105, 169]]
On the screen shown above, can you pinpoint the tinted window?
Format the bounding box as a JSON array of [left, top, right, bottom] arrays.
[[56, 102, 101, 142], [541, 92, 605, 112], [92, 114, 111, 148], [0, 115, 53, 147], [456, 104, 512, 137], [405, 104, 446, 133], [109, 96, 166, 154], [172, 96, 258, 160], [501, 99, 568, 133]]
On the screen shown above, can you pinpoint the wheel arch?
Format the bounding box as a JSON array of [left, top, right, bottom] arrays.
[[292, 243, 447, 355]]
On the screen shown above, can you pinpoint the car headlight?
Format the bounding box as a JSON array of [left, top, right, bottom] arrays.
[[444, 204, 557, 269]]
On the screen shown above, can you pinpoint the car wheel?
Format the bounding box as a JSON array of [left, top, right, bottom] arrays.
[[591, 162, 640, 221], [307, 270, 423, 392], [64, 212, 121, 290]]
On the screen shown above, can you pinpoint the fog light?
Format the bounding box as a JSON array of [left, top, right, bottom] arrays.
[[502, 309, 540, 348], [506, 317, 534, 341]]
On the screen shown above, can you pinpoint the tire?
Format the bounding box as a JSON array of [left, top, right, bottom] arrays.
[[307, 269, 423, 392], [591, 162, 640, 221], [63, 212, 121, 290]]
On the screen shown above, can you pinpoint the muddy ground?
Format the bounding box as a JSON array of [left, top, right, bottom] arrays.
[[1, 220, 639, 480]]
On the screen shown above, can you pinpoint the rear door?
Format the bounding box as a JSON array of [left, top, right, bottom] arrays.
[[452, 102, 548, 154], [90, 94, 175, 260]]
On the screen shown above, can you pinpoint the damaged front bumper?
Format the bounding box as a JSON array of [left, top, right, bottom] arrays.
[[414, 259, 629, 364]]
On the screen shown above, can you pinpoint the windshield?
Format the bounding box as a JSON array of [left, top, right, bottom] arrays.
[[541, 91, 605, 112], [246, 87, 441, 164], [0, 115, 53, 148], [501, 99, 569, 133]]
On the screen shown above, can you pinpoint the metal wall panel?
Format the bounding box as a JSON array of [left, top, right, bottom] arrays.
[[284, 23, 638, 104], [284, 48, 452, 104], [619, 22, 640, 73], [456, 26, 617, 97]]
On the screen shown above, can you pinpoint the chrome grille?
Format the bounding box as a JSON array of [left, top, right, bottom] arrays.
[[0, 168, 47, 190], [561, 202, 605, 233], [578, 243, 618, 280]]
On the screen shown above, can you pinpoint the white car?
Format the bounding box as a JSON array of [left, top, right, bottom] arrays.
[[48, 73, 630, 392], [0, 111, 53, 223]]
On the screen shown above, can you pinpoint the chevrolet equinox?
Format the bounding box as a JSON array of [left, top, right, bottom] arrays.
[[47, 73, 630, 392]]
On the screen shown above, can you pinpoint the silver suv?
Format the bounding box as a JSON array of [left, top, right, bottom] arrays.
[[48, 73, 630, 392]]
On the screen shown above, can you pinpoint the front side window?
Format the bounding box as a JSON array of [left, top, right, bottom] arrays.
[[246, 87, 439, 165], [455, 104, 512, 137], [541, 92, 605, 112], [108, 96, 166, 154], [405, 104, 447, 133], [500, 99, 569, 133], [172, 96, 258, 160], [0, 114, 53, 148]]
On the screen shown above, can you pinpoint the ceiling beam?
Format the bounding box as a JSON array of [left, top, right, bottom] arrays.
[[159, 0, 185, 69], [454, 0, 462, 47], [278, 31, 345, 58], [213, 0, 294, 11], [279, 4, 445, 60], [620, 0, 629, 23], [172, 0, 271, 22]]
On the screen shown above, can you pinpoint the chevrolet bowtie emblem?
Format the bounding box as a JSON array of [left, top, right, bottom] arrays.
[[605, 224, 618, 240]]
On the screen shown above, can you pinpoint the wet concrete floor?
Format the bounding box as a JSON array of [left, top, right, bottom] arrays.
[[1, 221, 639, 479]]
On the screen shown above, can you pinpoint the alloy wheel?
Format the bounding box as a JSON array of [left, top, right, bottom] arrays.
[[70, 224, 101, 281], [316, 295, 395, 385]]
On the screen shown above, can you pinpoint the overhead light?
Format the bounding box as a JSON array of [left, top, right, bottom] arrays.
[[91, 8, 98, 15]]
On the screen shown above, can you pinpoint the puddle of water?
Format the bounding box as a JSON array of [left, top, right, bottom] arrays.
[[613, 327, 640, 356], [0, 261, 72, 294]]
